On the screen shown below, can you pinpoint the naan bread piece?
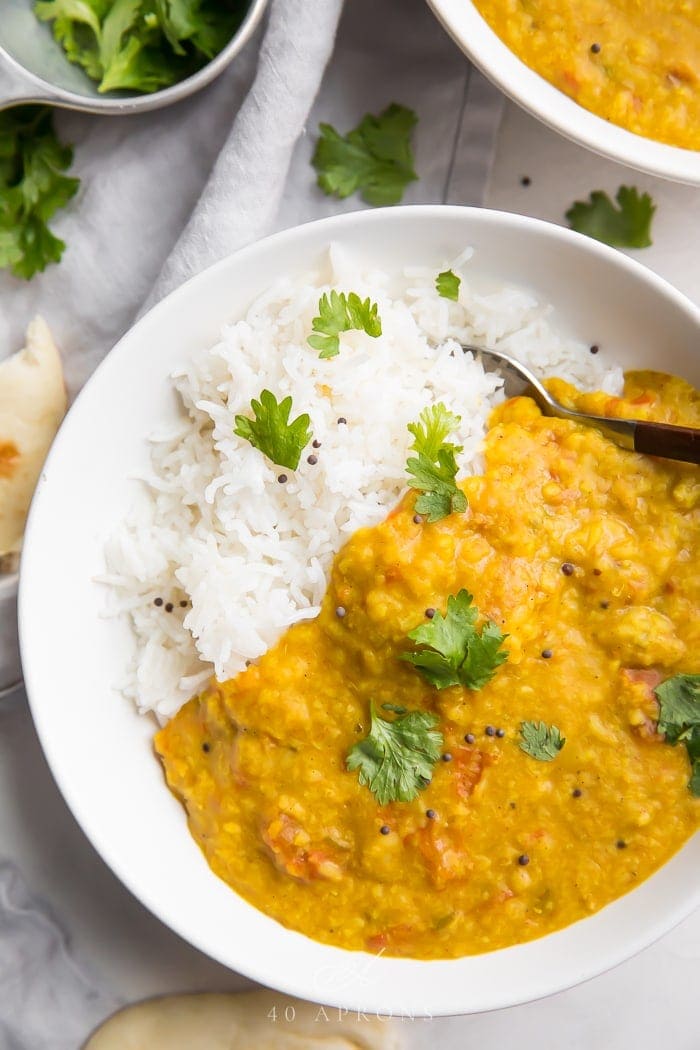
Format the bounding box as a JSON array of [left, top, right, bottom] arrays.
[[0, 318, 67, 556], [84, 990, 402, 1050]]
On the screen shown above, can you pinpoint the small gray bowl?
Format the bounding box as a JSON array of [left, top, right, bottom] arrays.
[[0, 0, 269, 115], [0, 570, 21, 700]]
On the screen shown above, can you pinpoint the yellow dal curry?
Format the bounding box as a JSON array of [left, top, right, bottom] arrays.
[[472, 0, 700, 149], [156, 371, 700, 959]]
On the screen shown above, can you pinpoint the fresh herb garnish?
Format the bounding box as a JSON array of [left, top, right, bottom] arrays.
[[565, 185, 655, 249], [519, 721, 566, 761], [34, 0, 246, 95], [312, 103, 418, 207], [654, 674, 700, 797], [435, 269, 460, 301], [347, 701, 443, 804], [0, 106, 79, 280], [405, 403, 468, 523], [307, 290, 382, 360], [233, 390, 312, 471], [402, 589, 509, 690]]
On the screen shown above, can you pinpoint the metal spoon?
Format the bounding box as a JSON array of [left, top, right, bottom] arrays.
[[467, 344, 700, 465], [0, 0, 268, 117]]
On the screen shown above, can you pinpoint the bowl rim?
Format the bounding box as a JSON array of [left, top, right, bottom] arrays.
[[427, 0, 700, 185], [19, 205, 700, 1016], [0, 0, 269, 115]]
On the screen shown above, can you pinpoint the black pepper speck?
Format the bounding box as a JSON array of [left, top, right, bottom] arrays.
[[180, 600, 188, 608], [521, 176, 531, 186], [337, 417, 347, 425], [154, 597, 163, 607], [426, 809, 437, 820], [541, 648, 553, 659], [485, 725, 496, 737], [562, 562, 575, 576], [380, 825, 391, 836], [590, 42, 601, 53], [518, 854, 530, 866], [307, 454, 318, 465], [413, 514, 423, 524], [616, 839, 627, 849], [442, 752, 453, 763], [335, 606, 346, 618], [572, 788, 583, 798], [496, 728, 505, 738], [425, 608, 436, 619], [202, 742, 210, 753], [590, 343, 600, 354], [277, 474, 288, 484], [312, 439, 321, 449], [600, 600, 609, 609], [165, 602, 174, 613], [464, 733, 475, 745]]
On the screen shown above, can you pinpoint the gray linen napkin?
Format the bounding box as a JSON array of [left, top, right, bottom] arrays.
[[0, 862, 120, 1050]]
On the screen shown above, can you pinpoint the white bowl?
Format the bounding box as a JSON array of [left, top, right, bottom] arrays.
[[428, 0, 700, 185], [19, 207, 700, 1016]]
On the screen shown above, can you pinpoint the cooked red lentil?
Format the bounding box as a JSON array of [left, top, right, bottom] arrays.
[[156, 371, 700, 959], [473, 0, 700, 149]]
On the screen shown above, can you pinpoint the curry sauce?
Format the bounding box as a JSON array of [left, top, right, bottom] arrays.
[[473, 0, 700, 149], [156, 371, 700, 958]]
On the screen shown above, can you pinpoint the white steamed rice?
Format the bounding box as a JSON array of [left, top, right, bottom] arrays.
[[102, 246, 623, 720]]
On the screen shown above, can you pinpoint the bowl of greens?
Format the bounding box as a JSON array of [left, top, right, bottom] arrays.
[[0, 0, 269, 115]]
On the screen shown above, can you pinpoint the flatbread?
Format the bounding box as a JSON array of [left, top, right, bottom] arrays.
[[0, 318, 67, 556], [84, 990, 402, 1050]]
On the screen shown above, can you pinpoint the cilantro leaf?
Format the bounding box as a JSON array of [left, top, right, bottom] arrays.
[[34, 0, 247, 94], [233, 390, 312, 471], [565, 185, 655, 249], [436, 269, 460, 301], [402, 589, 509, 690], [405, 403, 468, 523], [654, 674, 700, 796], [0, 106, 79, 280], [312, 103, 418, 207], [347, 701, 443, 804], [519, 721, 566, 761], [307, 290, 382, 360]]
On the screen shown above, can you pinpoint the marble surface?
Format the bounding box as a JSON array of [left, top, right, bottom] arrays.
[[2, 1, 700, 1045]]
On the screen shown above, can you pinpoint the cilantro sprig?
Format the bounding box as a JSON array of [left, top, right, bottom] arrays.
[[436, 269, 460, 301], [0, 106, 79, 280], [34, 0, 246, 94], [347, 701, 443, 804], [402, 590, 509, 691], [654, 674, 700, 797], [565, 185, 655, 249], [312, 103, 418, 206], [519, 721, 566, 761], [307, 290, 382, 360], [405, 403, 467, 523], [233, 390, 312, 471]]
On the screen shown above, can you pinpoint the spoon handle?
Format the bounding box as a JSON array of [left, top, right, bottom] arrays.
[[634, 421, 700, 465]]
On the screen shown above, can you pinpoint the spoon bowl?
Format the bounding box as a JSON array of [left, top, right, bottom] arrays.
[[470, 343, 700, 464], [0, 0, 269, 116]]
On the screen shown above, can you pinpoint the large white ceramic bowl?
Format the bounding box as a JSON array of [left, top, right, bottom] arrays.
[[428, 0, 700, 185], [19, 207, 700, 1016]]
